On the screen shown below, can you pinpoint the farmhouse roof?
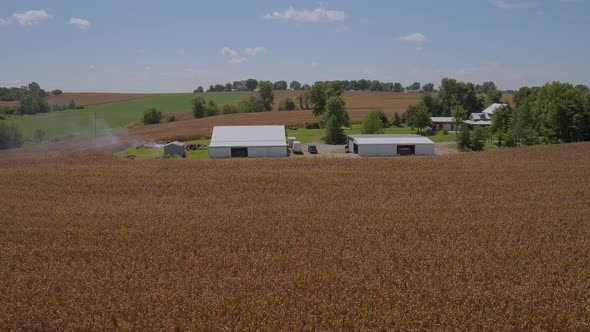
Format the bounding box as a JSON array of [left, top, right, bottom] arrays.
[[482, 103, 508, 115], [210, 125, 287, 148], [348, 134, 434, 145]]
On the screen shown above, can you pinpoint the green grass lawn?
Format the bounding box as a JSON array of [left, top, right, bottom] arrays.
[[287, 124, 457, 144], [8, 92, 248, 144], [115, 139, 211, 160]]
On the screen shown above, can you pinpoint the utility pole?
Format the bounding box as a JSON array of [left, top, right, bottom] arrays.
[[94, 112, 97, 136]]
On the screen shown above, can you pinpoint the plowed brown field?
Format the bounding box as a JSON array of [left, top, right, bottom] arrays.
[[45, 92, 158, 106], [0, 143, 589, 330]]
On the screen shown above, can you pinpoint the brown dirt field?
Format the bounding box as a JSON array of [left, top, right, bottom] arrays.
[[45, 92, 158, 106], [0, 143, 589, 330], [272, 90, 422, 113]]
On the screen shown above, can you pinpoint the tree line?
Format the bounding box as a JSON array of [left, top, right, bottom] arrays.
[[0, 82, 81, 117]]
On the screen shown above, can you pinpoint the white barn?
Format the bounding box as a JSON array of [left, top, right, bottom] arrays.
[[347, 135, 435, 157], [209, 125, 288, 158]]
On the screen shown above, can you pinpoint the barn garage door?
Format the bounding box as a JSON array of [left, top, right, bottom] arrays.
[[231, 147, 248, 158]]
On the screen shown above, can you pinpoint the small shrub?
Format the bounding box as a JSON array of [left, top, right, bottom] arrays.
[[166, 115, 176, 123], [305, 122, 320, 129], [443, 129, 449, 135], [142, 108, 162, 125], [33, 129, 47, 144], [278, 98, 296, 111], [0, 122, 23, 149], [222, 104, 239, 114]]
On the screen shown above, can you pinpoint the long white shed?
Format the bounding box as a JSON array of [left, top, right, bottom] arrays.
[[347, 134, 435, 157], [209, 125, 288, 158]]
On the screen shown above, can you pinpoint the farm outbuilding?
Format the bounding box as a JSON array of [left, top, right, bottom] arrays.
[[164, 141, 185, 156], [431, 117, 462, 131], [347, 135, 435, 157], [209, 125, 288, 159]]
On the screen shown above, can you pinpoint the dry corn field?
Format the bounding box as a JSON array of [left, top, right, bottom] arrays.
[[1, 143, 589, 330]]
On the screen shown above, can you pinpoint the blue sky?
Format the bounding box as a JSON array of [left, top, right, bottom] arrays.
[[1, 0, 589, 92]]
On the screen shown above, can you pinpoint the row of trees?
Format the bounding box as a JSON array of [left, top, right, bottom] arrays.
[[0, 82, 62, 102], [192, 81, 275, 118]]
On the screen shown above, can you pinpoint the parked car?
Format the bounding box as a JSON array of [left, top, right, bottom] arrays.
[[307, 144, 318, 154]]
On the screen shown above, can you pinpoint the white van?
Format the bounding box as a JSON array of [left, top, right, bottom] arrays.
[[292, 141, 302, 154]]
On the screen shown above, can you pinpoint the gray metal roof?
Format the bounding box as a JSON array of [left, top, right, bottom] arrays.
[[482, 103, 508, 115], [166, 141, 184, 147], [348, 134, 434, 145], [431, 117, 454, 123], [464, 120, 492, 126], [210, 125, 287, 148]]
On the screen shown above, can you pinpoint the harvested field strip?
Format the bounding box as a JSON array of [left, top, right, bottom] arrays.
[[0, 143, 589, 330], [45, 92, 159, 106]]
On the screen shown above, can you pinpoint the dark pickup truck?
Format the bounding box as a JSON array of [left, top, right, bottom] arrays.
[[307, 144, 318, 154]]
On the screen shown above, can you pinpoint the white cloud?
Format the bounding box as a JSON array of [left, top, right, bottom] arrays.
[[1, 9, 51, 27], [244, 47, 266, 56], [229, 57, 248, 64], [399, 33, 428, 42], [264, 6, 348, 22], [220, 47, 238, 57], [13, 10, 51, 25], [488, 0, 537, 9], [68, 17, 91, 29]]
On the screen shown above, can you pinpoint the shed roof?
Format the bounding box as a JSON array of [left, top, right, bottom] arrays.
[[348, 134, 434, 145], [210, 125, 287, 148], [431, 117, 454, 123], [165, 141, 184, 147]]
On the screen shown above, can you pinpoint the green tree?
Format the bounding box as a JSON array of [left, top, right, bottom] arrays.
[[18, 95, 35, 115], [239, 97, 266, 113], [192, 96, 206, 118], [451, 105, 467, 137], [392, 83, 404, 92], [490, 106, 512, 146], [225, 83, 233, 92], [290, 81, 302, 90], [321, 96, 349, 128], [470, 126, 486, 151], [324, 115, 346, 144], [406, 82, 421, 91], [361, 111, 385, 134], [406, 103, 432, 132], [0, 122, 23, 149], [457, 128, 471, 151], [422, 83, 435, 93], [309, 81, 343, 117], [142, 108, 162, 125], [246, 78, 258, 91], [51, 89, 63, 95], [205, 100, 219, 117], [273, 80, 288, 90], [391, 112, 402, 127], [258, 81, 274, 111], [486, 89, 503, 105], [194, 86, 204, 93]]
